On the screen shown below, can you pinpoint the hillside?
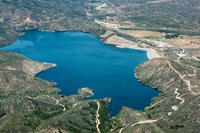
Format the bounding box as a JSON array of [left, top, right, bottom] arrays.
[[0, 0, 105, 46], [116, 57, 200, 133], [1, 0, 200, 46], [0, 51, 112, 132]]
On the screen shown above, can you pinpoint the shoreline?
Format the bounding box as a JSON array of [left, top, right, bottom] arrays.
[[115, 44, 161, 60]]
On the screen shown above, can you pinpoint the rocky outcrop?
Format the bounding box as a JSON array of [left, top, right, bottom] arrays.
[[22, 60, 56, 76], [78, 87, 94, 98]]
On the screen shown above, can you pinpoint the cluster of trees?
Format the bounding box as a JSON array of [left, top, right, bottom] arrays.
[[165, 33, 179, 39]]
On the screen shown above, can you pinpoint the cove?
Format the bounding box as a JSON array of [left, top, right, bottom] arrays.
[[1, 30, 158, 116]]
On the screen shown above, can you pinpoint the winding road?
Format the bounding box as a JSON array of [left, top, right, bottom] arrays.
[[96, 100, 101, 133]]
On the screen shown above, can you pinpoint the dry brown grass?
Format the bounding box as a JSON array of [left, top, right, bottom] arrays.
[[161, 38, 190, 47], [161, 36, 200, 48], [104, 35, 136, 45], [100, 30, 114, 38], [146, 0, 172, 4], [118, 30, 200, 49], [119, 30, 164, 38]]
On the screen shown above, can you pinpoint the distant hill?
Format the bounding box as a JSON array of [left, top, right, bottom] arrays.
[[0, 0, 105, 46], [1, 0, 200, 46]]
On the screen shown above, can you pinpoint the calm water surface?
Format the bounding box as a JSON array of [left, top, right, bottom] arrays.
[[1, 30, 158, 116]]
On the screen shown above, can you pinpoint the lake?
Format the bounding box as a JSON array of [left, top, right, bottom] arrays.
[[1, 30, 158, 116]]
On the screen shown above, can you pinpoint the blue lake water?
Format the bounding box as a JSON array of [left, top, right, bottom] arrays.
[[1, 30, 158, 116]]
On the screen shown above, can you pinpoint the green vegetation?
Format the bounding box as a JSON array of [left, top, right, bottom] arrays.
[[120, 28, 200, 37], [110, 0, 200, 33], [165, 33, 179, 39], [98, 100, 112, 132], [0, 102, 5, 118], [134, 58, 200, 133], [144, 36, 162, 40], [0, 0, 106, 47], [0, 51, 109, 132]]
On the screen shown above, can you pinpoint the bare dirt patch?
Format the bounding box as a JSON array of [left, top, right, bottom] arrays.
[[146, 0, 172, 4], [104, 35, 136, 45], [161, 36, 200, 48], [119, 30, 164, 38]]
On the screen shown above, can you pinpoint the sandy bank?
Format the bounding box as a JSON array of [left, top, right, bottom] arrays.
[[115, 44, 161, 60]]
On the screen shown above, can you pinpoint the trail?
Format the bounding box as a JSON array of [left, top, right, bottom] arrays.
[[177, 56, 183, 61], [118, 111, 163, 132], [131, 112, 163, 133], [96, 100, 101, 133], [119, 127, 125, 133], [131, 117, 163, 127], [72, 103, 78, 108], [192, 56, 200, 61], [28, 96, 66, 111], [167, 61, 200, 95], [148, 96, 172, 109], [191, 66, 200, 76], [105, 0, 121, 13], [174, 88, 185, 104], [52, 97, 66, 111]]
